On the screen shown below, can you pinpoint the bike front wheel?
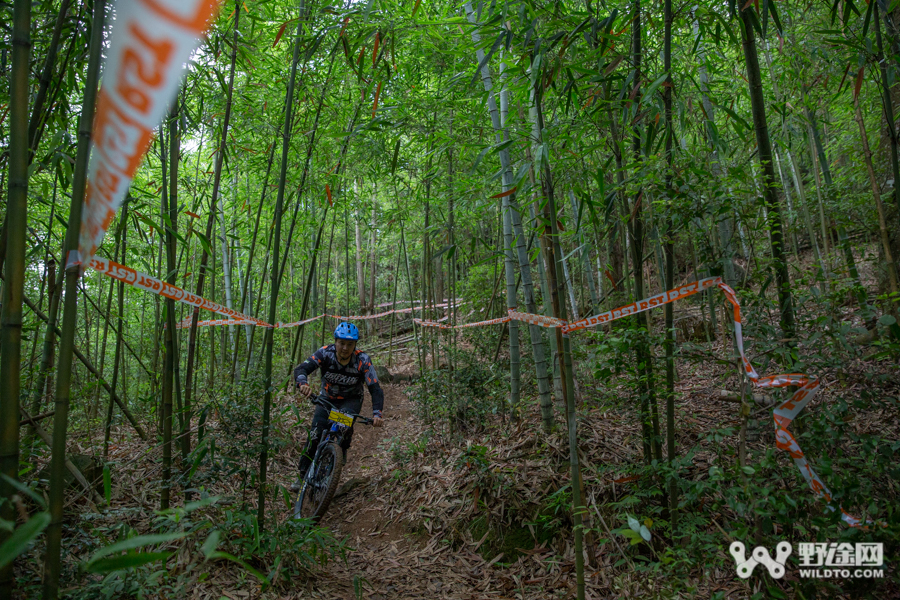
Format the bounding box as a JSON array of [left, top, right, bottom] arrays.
[[293, 442, 344, 522]]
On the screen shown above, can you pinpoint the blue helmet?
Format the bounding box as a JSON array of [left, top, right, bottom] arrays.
[[334, 322, 359, 341]]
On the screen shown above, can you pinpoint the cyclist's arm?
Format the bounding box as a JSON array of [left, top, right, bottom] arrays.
[[363, 356, 384, 418], [294, 347, 326, 388]]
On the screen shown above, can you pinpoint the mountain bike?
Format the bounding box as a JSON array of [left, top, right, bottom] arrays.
[[293, 397, 372, 522]]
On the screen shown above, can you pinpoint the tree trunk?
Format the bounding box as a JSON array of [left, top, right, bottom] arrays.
[[465, 3, 553, 429], [104, 201, 129, 459], [663, 0, 678, 531], [43, 0, 105, 594], [854, 93, 900, 296], [739, 2, 796, 343], [183, 0, 240, 431], [875, 1, 900, 234], [258, 0, 307, 530], [0, 0, 32, 592], [534, 75, 586, 600], [630, 0, 662, 465]]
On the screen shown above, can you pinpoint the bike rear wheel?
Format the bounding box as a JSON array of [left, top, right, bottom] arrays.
[[293, 442, 343, 522]]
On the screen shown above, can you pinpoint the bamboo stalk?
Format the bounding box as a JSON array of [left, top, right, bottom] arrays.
[[43, 0, 105, 594], [569, 191, 600, 313], [786, 148, 828, 285], [105, 201, 129, 460], [874, 1, 900, 234], [739, 2, 796, 344], [806, 98, 872, 318], [388, 236, 401, 368], [629, 0, 662, 465], [27, 0, 71, 153], [853, 92, 900, 296], [160, 118, 181, 510], [90, 237, 118, 419], [399, 219, 424, 376], [0, 0, 31, 592], [465, 3, 553, 429], [319, 211, 337, 347], [534, 76, 585, 600], [259, 0, 307, 530], [663, 0, 678, 532], [183, 0, 241, 425]]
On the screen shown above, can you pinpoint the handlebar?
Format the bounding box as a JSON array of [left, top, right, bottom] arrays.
[[311, 397, 374, 425]]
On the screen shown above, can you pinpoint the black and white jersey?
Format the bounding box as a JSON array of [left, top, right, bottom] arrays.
[[293, 345, 384, 417]]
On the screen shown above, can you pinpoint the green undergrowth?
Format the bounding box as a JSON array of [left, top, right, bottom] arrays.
[[15, 376, 349, 598], [402, 302, 900, 597]]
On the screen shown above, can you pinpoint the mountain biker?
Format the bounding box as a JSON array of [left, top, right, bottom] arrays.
[[290, 322, 384, 492]]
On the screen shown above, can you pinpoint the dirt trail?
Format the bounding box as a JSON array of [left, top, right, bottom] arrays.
[[293, 384, 555, 600]]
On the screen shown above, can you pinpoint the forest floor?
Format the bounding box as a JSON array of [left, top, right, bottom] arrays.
[[206, 374, 894, 600], [276, 383, 525, 600], [18, 245, 900, 599], [251, 381, 641, 600]]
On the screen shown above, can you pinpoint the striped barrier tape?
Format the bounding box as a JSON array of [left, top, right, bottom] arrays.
[[374, 299, 463, 309], [508, 309, 567, 329], [275, 314, 326, 329], [179, 305, 464, 330], [562, 277, 717, 333], [78, 0, 221, 269], [89, 253, 862, 523], [89, 257, 271, 327], [413, 315, 509, 329], [414, 276, 862, 526], [716, 283, 860, 527], [455, 315, 509, 328], [176, 318, 254, 329]]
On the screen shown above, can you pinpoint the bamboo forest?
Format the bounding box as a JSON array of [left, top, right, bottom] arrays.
[[2, 0, 900, 597]]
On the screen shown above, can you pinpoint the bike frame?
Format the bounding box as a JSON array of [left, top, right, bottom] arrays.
[[300, 398, 371, 491]]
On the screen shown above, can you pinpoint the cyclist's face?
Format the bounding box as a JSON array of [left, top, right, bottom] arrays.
[[334, 338, 356, 362]]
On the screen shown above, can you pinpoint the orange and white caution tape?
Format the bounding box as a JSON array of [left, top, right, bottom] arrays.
[[77, 0, 221, 268], [89, 256, 271, 327], [275, 314, 326, 329], [413, 314, 502, 329], [330, 309, 398, 321], [176, 318, 254, 329], [455, 315, 508, 328], [716, 282, 861, 527], [508, 309, 566, 329], [416, 276, 863, 526], [563, 277, 718, 333], [374, 299, 463, 309]]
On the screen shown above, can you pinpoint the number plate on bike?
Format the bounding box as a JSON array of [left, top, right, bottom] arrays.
[[328, 410, 353, 427]]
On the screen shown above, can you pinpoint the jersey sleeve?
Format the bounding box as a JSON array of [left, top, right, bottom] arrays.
[[294, 346, 327, 386], [361, 353, 384, 417]]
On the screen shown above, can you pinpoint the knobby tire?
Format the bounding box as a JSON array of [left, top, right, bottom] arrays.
[[294, 442, 343, 522]]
